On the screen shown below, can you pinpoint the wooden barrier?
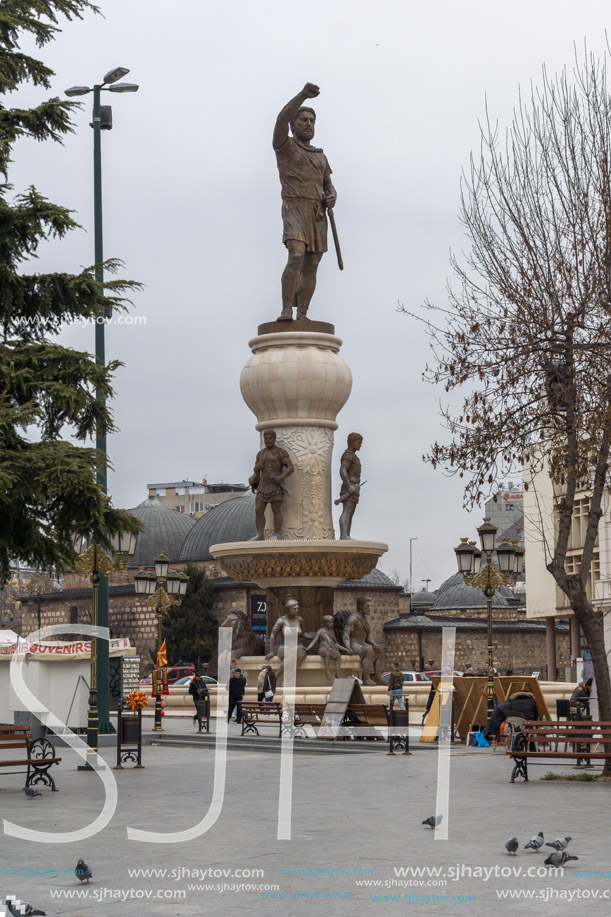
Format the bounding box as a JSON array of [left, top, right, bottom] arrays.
[[421, 676, 550, 744]]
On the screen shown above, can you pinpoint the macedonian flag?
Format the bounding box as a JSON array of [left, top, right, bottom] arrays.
[[156, 640, 167, 668]]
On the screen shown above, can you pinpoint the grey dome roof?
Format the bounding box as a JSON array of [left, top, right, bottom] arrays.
[[338, 568, 398, 589], [127, 498, 196, 569], [431, 572, 509, 611], [179, 492, 256, 561], [410, 588, 436, 608]]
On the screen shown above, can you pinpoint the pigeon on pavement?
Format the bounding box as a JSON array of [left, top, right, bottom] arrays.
[[5, 895, 46, 916], [524, 832, 544, 851], [505, 837, 519, 854], [23, 787, 41, 799], [544, 851, 578, 867], [75, 859, 93, 883], [422, 815, 442, 828], [546, 837, 572, 851]]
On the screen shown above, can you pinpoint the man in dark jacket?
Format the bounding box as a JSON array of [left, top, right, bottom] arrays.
[[189, 675, 208, 724], [485, 691, 539, 737], [228, 668, 246, 723], [570, 678, 592, 713]]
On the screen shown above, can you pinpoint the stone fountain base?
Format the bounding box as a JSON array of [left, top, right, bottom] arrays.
[[209, 539, 388, 589]]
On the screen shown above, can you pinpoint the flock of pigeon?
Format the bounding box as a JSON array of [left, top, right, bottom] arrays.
[[422, 816, 579, 868], [2, 859, 92, 917], [506, 833, 578, 866]]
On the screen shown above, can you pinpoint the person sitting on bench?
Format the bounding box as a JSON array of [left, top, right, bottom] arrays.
[[570, 678, 592, 714], [484, 690, 539, 739]]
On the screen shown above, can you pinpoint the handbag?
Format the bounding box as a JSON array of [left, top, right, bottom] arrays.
[[264, 675, 274, 700], [265, 689, 274, 700]]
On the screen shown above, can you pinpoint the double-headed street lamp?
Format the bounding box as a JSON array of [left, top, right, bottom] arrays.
[[454, 519, 525, 716], [65, 68, 139, 735], [74, 531, 137, 770], [134, 555, 189, 732]]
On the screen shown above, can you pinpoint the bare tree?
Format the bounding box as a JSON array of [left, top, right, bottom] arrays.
[[387, 567, 409, 590], [404, 49, 611, 771]]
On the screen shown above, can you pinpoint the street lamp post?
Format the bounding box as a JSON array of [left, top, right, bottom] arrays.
[[134, 555, 189, 732], [454, 519, 525, 716], [74, 532, 137, 770], [409, 537, 418, 595], [65, 69, 139, 735]]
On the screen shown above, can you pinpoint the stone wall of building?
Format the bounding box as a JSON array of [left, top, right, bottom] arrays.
[[384, 623, 571, 677]]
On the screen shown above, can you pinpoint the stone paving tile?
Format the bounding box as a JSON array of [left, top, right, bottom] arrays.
[[0, 741, 609, 916]]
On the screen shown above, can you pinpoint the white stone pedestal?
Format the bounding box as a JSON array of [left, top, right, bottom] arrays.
[[240, 326, 352, 540]]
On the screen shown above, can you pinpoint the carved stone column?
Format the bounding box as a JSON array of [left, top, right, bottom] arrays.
[[240, 321, 352, 540]]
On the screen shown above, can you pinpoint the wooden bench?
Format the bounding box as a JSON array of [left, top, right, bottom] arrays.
[[508, 720, 611, 782], [0, 725, 61, 791], [343, 703, 389, 740], [240, 702, 284, 737], [292, 703, 327, 734]]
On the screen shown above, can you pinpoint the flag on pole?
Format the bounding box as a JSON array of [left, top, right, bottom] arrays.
[[156, 640, 167, 668]]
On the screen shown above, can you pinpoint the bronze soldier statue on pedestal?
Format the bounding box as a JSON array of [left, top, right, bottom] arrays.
[[274, 83, 337, 321], [249, 430, 294, 540], [337, 432, 363, 540]]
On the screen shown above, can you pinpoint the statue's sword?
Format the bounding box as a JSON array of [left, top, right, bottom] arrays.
[[327, 206, 344, 271], [334, 480, 367, 505]]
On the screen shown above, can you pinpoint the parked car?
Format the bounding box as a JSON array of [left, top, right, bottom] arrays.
[[423, 670, 464, 678], [380, 671, 431, 683], [139, 665, 195, 686], [173, 675, 218, 686]]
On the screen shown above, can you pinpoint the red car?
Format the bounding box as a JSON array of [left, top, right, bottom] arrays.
[[139, 665, 195, 686]]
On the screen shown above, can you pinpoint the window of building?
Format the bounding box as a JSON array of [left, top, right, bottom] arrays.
[[190, 502, 205, 513], [174, 506, 185, 513]]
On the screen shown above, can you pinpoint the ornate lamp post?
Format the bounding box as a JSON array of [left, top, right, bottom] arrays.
[[64, 68, 139, 736], [454, 518, 525, 716], [74, 531, 137, 770], [134, 554, 188, 732]]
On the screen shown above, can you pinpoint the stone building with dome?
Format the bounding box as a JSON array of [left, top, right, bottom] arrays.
[[23, 492, 408, 673], [384, 572, 570, 676]]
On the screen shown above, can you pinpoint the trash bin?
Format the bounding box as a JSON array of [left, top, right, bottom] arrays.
[[14, 710, 46, 740]]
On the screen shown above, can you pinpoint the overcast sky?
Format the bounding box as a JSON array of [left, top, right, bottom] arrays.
[[10, 0, 611, 589]]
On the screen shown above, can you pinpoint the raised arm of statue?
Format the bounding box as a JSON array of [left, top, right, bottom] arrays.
[[273, 82, 320, 151]]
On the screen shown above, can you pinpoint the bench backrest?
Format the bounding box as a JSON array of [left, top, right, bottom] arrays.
[[518, 720, 611, 741], [0, 726, 32, 750], [241, 703, 282, 717]]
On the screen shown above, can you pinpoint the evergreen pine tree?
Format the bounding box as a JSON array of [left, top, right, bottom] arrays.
[[161, 565, 217, 668], [0, 1, 141, 581]]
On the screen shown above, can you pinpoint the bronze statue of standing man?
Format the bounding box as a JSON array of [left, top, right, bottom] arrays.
[[338, 432, 363, 540], [274, 83, 337, 321], [249, 430, 294, 540]]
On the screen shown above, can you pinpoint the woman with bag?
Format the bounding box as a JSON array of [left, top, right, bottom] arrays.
[[264, 665, 276, 703]]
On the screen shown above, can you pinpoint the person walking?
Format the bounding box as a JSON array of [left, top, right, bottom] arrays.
[[228, 668, 246, 723], [387, 662, 405, 710], [189, 674, 208, 724], [263, 665, 277, 703]]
